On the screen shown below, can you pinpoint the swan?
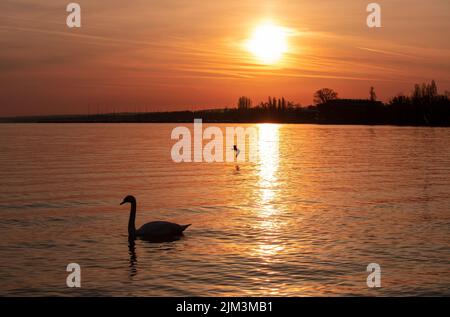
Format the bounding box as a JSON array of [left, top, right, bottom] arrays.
[[120, 195, 191, 241]]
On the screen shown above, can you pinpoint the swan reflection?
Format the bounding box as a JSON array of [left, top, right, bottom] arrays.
[[128, 240, 138, 278]]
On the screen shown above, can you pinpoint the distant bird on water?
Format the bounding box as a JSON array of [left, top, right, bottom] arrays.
[[233, 145, 241, 158], [120, 195, 191, 242]]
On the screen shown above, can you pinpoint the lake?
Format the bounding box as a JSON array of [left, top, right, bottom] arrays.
[[0, 123, 449, 296]]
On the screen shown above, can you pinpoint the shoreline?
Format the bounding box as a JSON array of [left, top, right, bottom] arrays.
[[1, 121, 449, 128], [1, 99, 450, 127]]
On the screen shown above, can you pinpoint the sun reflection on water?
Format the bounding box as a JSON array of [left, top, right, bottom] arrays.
[[255, 124, 283, 258], [258, 124, 280, 187], [258, 124, 280, 217]]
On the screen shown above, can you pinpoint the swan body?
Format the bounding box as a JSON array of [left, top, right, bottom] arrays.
[[120, 195, 191, 241], [136, 221, 191, 237]]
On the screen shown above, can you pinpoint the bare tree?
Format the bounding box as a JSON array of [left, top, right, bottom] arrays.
[[428, 80, 438, 98], [237, 96, 252, 110], [313, 88, 338, 105], [370, 86, 377, 101]]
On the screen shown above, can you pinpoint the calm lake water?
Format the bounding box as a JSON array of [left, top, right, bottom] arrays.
[[0, 123, 449, 296]]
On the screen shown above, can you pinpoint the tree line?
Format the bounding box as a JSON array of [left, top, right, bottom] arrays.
[[233, 80, 450, 125], [2, 81, 449, 126]]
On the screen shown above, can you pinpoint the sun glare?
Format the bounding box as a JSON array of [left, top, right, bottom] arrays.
[[246, 23, 289, 65]]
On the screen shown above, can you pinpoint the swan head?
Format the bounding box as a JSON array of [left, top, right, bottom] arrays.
[[120, 195, 136, 205]]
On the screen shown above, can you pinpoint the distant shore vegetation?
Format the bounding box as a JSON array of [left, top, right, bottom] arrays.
[[2, 80, 450, 126]]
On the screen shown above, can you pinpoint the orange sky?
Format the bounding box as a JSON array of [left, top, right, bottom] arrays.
[[0, 0, 449, 116]]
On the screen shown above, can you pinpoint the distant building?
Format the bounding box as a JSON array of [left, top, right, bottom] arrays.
[[317, 99, 386, 124]]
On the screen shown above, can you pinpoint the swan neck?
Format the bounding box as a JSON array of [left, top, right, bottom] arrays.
[[128, 202, 136, 239]]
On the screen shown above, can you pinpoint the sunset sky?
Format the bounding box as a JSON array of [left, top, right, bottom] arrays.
[[0, 0, 449, 116]]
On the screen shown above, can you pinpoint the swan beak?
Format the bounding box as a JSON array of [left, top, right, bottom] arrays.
[[120, 200, 125, 205]]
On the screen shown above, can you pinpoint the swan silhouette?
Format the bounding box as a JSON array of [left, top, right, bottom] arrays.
[[120, 195, 191, 241]]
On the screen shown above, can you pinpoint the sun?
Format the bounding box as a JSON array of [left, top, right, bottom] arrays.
[[246, 23, 289, 65]]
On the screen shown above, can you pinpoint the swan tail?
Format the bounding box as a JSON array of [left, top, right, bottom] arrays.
[[180, 224, 192, 232]]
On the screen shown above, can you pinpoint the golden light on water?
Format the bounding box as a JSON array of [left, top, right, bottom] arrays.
[[246, 23, 290, 65], [258, 124, 280, 187], [257, 123, 279, 226], [256, 124, 282, 257]]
